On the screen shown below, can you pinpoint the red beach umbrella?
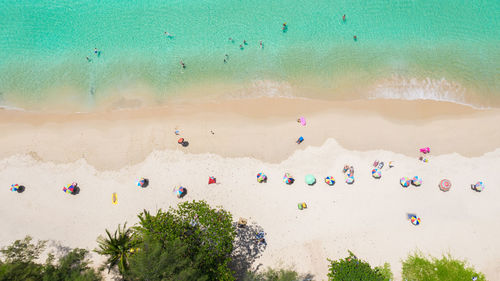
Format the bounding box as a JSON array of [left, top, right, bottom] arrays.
[[177, 138, 184, 144], [439, 179, 451, 192]]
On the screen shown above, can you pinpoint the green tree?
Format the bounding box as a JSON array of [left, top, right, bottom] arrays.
[[0, 236, 101, 281], [135, 200, 236, 280], [327, 251, 389, 281], [125, 236, 209, 281], [43, 248, 101, 281], [95, 223, 137, 276], [402, 252, 485, 281], [0, 236, 45, 281]]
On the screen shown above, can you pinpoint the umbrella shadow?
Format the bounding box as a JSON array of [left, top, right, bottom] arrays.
[[17, 185, 26, 193], [229, 222, 267, 280], [72, 186, 80, 195]]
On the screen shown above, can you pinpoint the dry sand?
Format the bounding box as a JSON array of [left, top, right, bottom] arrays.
[[1, 98, 499, 280]]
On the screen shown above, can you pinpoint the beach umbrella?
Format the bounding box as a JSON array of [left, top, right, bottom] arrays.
[[283, 173, 294, 185], [174, 186, 186, 198], [412, 176, 422, 186], [324, 176, 335, 186], [299, 117, 306, 126], [439, 179, 451, 192], [257, 173, 267, 183], [305, 174, 316, 185], [410, 216, 421, 226], [400, 177, 411, 187], [372, 169, 381, 179], [137, 178, 147, 187], [177, 138, 184, 144], [346, 176, 354, 184], [63, 183, 76, 194], [10, 184, 19, 192], [208, 176, 216, 184], [473, 181, 484, 192]]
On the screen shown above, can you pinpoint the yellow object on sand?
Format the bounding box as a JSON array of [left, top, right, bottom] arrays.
[[112, 192, 118, 205]]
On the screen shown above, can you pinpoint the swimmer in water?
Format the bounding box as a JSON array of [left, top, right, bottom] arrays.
[[282, 22, 288, 32], [240, 44, 243, 50], [224, 54, 228, 63], [86, 56, 91, 62], [259, 40, 263, 48], [353, 35, 357, 41], [94, 48, 98, 54], [180, 60, 186, 69], [342, 14, 346, 22], [164, 31, 173, 38], [243, 40, 247, 45]]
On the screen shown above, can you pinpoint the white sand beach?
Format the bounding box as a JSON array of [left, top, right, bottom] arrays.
[[1, 98, 500, 280]]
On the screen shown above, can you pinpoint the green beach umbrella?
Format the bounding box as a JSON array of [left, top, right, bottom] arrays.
[[305, 174, 316, 185]]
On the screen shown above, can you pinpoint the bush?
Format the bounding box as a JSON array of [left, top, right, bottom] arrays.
[[134, 200, 236, 280], [244, 267, 308, 281], [125, 236, 209, 281], [0, 236, 101, 281], [327, 251, 389, 281], [402, 252, 485, 281]]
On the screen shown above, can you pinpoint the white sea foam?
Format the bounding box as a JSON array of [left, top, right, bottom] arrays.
[[368, 76, 487, 109], [227, 79, 297, 100]]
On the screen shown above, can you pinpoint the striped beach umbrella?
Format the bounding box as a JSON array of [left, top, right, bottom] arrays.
[[283, 173, 294, 185], [372, 169, 381, 179], [473, 181, 484, 192], [137, 178, 147, 187], [346, 176, 354, 184], [257, 173, 267, 183], [412, 176, 422, 186], [305, 174, 316, 185], [400, 177, 411, 187], [10, 184, 19, 192], [324, 176, 335, 186], [439, 179, 451, 192], [174, 186, 186, 198], [63, 183, 76, 194], [410, 216, 421, 226]]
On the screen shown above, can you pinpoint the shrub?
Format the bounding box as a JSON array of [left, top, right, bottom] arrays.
[[402, 252, 485, 281], [327, 251, 389, 281]]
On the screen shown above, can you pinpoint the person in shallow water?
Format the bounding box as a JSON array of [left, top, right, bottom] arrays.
[[259, 40, 263, 48], [180, 60, 186, 69], [282, 22, 288, 32], [353, 35, 357, 41], [342, 14, 346, 21]]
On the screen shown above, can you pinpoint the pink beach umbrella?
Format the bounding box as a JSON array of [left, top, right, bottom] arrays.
[[298, 117, 306, 126], [439, 179, 451, 192]]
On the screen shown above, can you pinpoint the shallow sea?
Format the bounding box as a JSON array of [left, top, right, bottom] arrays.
[[0, 0, 498, 110]]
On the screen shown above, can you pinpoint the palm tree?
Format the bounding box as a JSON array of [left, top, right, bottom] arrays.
[[95, 223, 136, 276]]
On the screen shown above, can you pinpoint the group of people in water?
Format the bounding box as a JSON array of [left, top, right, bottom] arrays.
[[88, 15, 356, 68]]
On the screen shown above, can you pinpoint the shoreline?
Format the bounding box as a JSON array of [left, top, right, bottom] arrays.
[[1, 97, 499, 171], [1, 97, 500, 280]]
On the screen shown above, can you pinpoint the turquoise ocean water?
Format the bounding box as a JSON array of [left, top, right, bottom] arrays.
[[0, 0, 499, 109]]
